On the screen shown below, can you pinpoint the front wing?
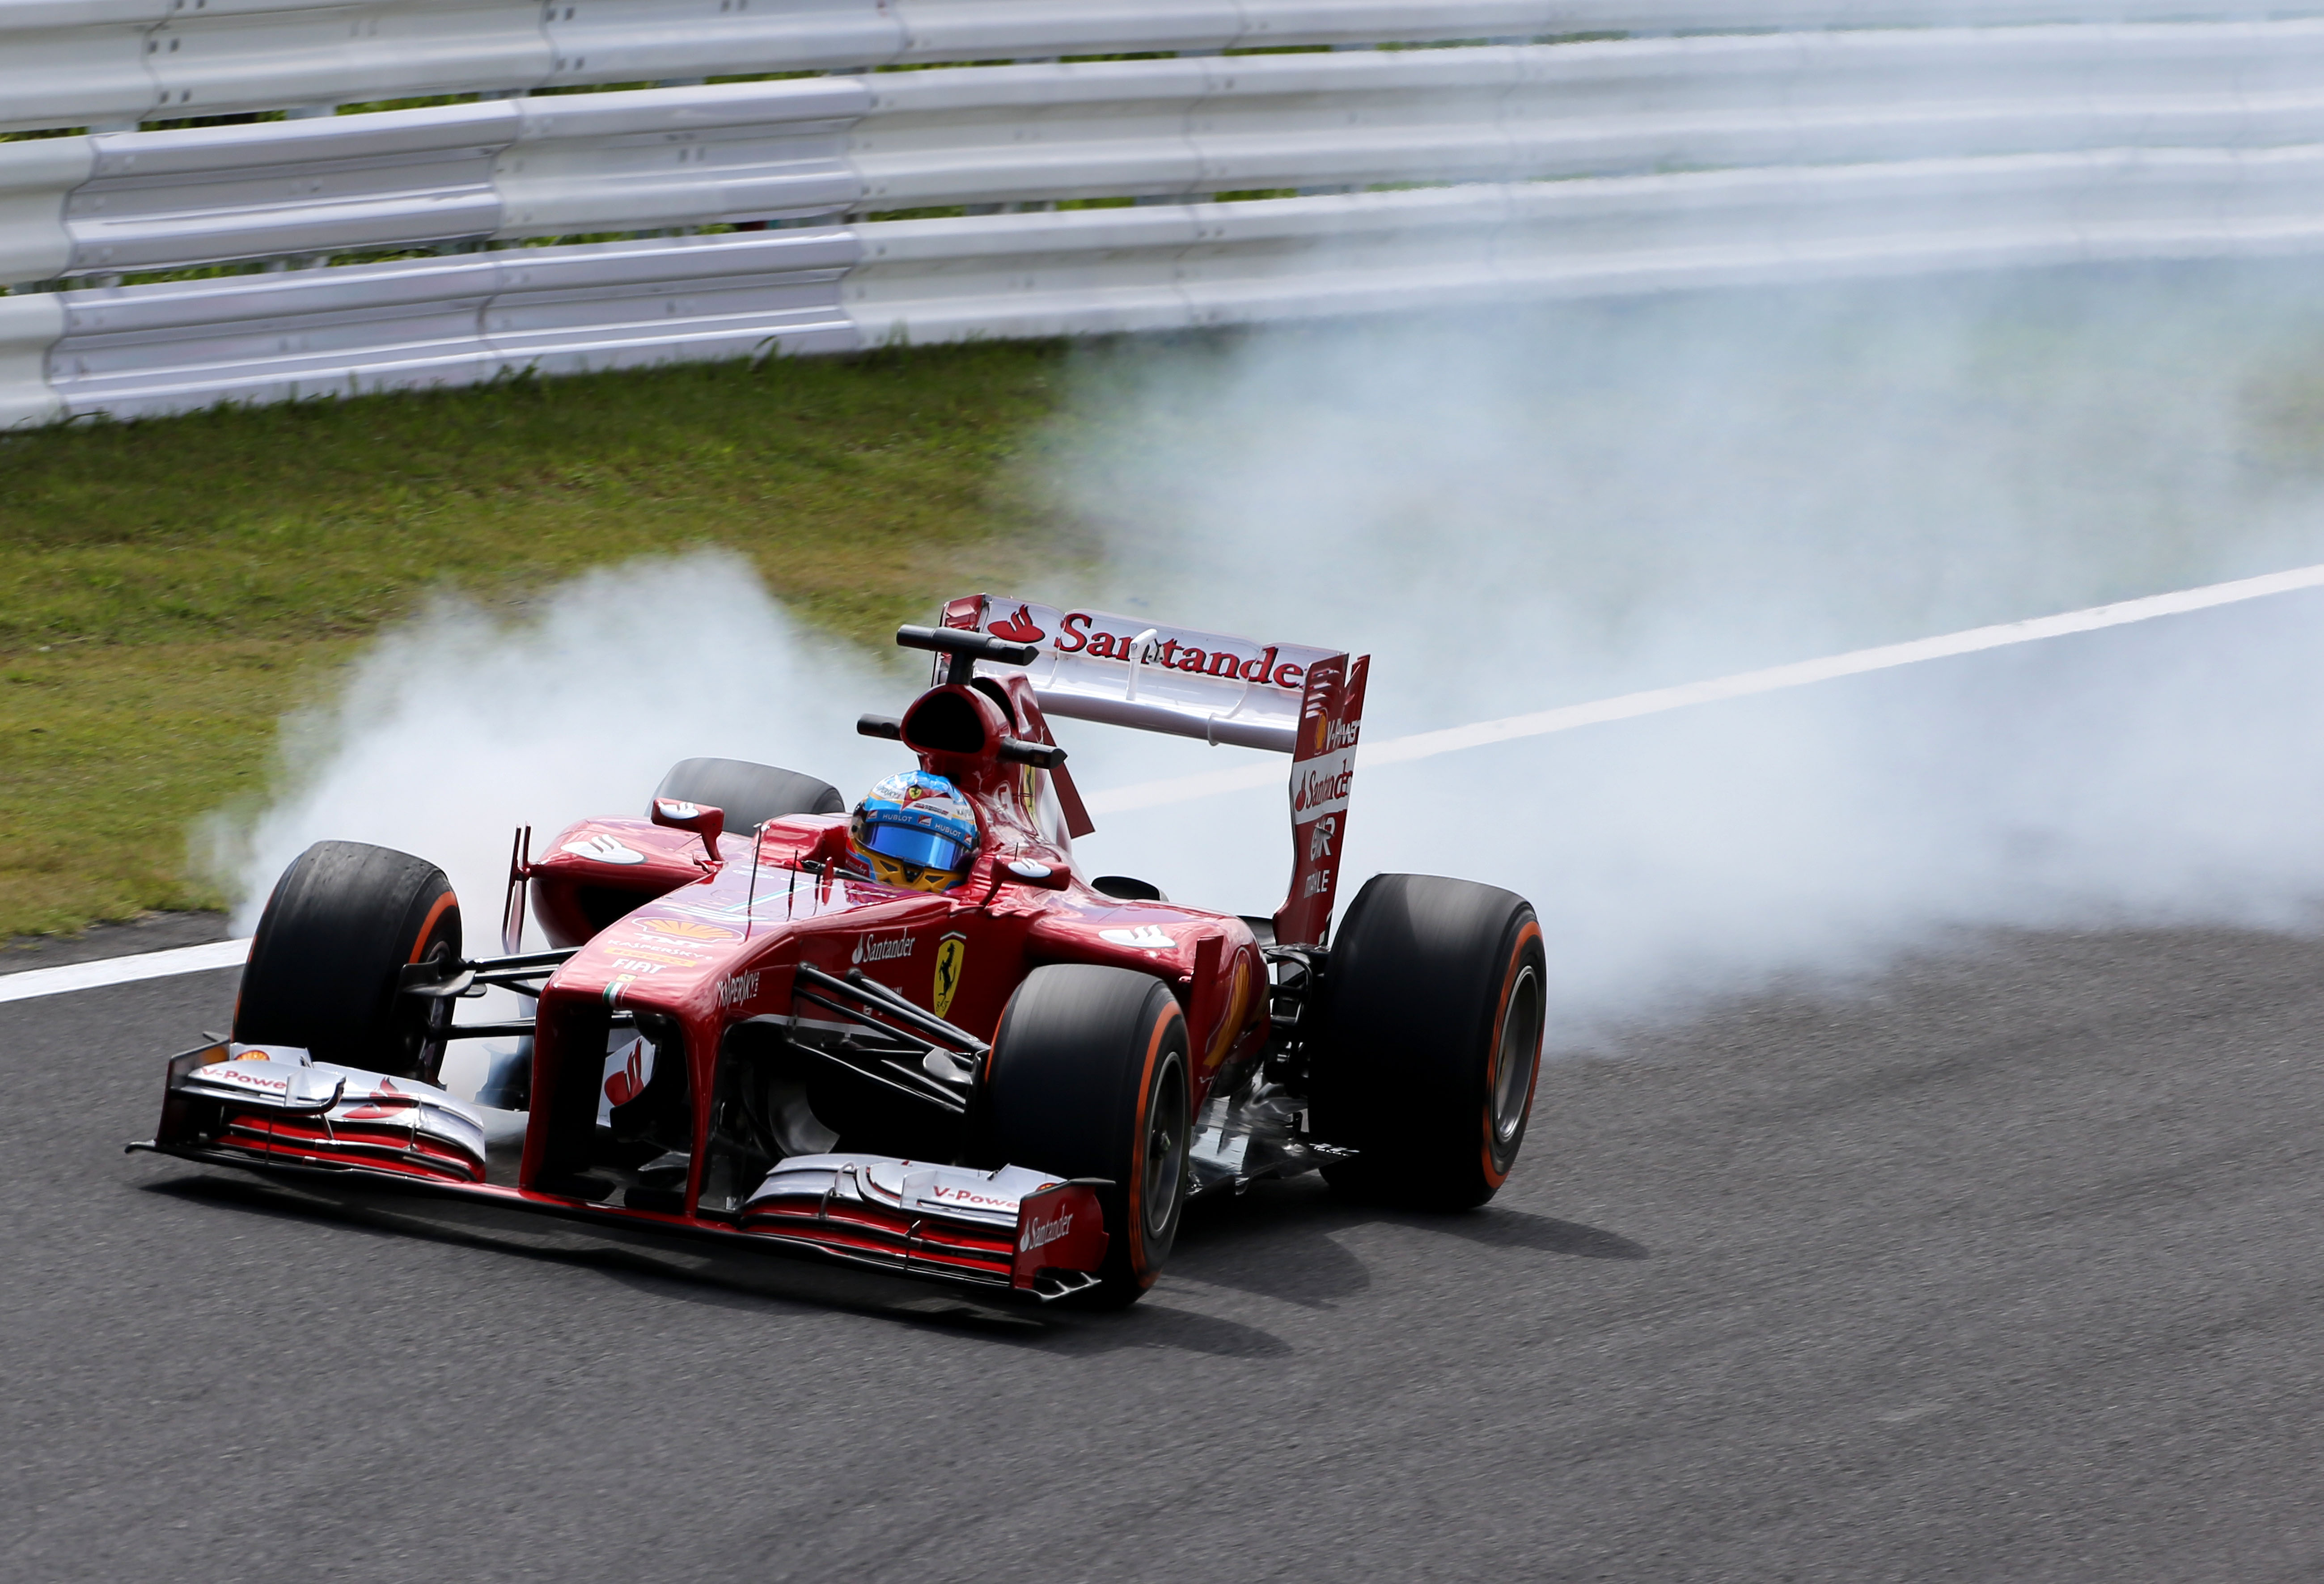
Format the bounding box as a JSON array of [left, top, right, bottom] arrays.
[[136, 1043, 1110, 1301]]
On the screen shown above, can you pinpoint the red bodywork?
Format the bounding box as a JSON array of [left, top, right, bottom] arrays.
[[519, 672, 1271, 1199]]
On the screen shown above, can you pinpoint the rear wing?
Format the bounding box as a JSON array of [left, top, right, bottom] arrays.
[[939, 596, 1369, 946]]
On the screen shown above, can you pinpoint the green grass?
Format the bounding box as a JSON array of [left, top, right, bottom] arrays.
[[0, 342, 1088, 939]]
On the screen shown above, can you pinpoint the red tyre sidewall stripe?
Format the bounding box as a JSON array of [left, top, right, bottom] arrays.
[[407, 888, 457, 963], [1479, 917, 1544, 1190], [1126, 999, 1184, 1290]]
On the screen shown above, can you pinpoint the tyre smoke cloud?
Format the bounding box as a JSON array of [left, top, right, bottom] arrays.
[[207, 555, 906, 939], [1040, 265, 2324, 1045], [210, 265, 2324, 1056]]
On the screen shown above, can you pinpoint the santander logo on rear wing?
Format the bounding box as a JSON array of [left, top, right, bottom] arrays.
[[939, 596, 1369, 946]]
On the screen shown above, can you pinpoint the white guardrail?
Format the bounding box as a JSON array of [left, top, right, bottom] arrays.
[[6, 0, 2318, 136], [4, 6, 2324, 426], [10, 25, 2324, 285], [12, 145, 2324, 428]]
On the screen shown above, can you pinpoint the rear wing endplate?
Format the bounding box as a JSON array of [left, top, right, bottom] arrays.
[[940, 596, 1369, 946]]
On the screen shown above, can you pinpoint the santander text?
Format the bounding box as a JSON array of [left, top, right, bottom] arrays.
[[1052, 614, 1306, 691]]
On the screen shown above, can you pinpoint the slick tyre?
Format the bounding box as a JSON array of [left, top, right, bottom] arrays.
[[1309, 873, 1545, 1211], [233, 840, 462, 1081], [652, 758, 843, 831], [978, 965, 1192, 1308]]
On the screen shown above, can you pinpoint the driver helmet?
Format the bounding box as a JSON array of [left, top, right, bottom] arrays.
[[848, 771, 978, 892]]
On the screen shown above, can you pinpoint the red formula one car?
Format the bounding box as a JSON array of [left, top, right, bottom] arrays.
[[136, 598, 1545, 1306]]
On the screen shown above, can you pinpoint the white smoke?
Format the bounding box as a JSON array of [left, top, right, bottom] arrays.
[[213, 553, 910, 937], [1037, 264, 2324, 1043]]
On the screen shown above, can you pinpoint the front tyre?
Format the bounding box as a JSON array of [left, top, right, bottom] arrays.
[[233, 840, 461, 1081], [977, 965, 1191, 1308], [652, 757, 843, 829], [1310, 873, 1545, 1210]]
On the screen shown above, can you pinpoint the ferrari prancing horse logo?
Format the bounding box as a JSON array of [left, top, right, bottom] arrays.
[[933, 933, 967, 1019]]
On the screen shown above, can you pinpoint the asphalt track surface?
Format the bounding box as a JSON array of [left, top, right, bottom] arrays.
[[6, 921, 2321, 1582]]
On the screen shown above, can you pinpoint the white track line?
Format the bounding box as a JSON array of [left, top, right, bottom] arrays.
[[1084, 559, 2324, 815], [9, 558, 2324, 1006], [0, 937, 251, 1005]]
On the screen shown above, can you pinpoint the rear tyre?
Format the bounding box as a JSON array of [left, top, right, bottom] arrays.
[[652, 758, 843, 831], [1309, 873, 1545, 1211], [233, 840, 462, 1081], [977, 965, 1192, 1308]]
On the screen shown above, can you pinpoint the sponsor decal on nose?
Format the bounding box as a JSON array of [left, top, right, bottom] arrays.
[[639, 918, 737, 942], [603, 941, 710, 965]]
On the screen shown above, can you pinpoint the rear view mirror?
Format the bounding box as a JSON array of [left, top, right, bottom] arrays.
[[651, 798, 724, 862], [1002, 857, 1071, 890]]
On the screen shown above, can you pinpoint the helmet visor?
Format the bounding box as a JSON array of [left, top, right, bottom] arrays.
[[862, 821, 970, 874]]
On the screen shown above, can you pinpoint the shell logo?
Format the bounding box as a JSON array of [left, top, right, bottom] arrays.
[[639, 918, 737, 942]]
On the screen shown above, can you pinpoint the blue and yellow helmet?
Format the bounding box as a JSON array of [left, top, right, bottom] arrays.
[[849, 771, 978, 892]]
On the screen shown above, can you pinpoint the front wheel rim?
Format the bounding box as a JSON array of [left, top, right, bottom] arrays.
[[409, 937, 457, 1080], [1143, 1055, 1189, 1238], [1491, 966, 1543, 1148]]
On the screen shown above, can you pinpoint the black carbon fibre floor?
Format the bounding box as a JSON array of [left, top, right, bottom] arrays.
[[4, 924, 2321, 1582]]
